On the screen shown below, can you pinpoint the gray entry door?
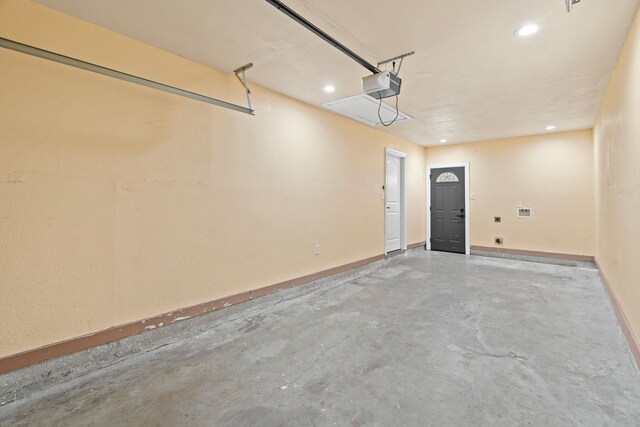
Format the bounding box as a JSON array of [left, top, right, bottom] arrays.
[[430, 167, 466, 254]]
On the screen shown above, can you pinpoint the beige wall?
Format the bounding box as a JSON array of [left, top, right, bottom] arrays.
[[0, 1, 426, 358], [593, 7, 640, 347], [425, 131, 594, 255]]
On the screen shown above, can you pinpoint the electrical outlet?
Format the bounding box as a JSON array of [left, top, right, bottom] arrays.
[[315, 244, 320, 255], [495, 237, 503, 245], [494, 216, 502, 223]]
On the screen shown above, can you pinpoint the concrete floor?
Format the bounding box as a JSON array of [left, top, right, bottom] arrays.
[[1, 251, 639, 426]]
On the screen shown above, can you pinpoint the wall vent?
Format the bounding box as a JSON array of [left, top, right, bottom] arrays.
[[517, 208, 532, 218], [322, 94, 412, 126]]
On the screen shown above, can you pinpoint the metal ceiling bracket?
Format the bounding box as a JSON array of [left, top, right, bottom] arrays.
[[565, 0, 581, 12], [377, 51, 415, 69], [377, 51, 415, 75], [0, 36, 255, 115], [233, 63, 254, 111]]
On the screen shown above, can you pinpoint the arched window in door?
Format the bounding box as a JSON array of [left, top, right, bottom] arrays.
[[435, 172, 459, 183]]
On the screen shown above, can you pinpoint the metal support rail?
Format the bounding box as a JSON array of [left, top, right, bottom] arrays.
[[265, 0, 381, 75], [566, 0, 581, 12], [0, 36, 255, 115]]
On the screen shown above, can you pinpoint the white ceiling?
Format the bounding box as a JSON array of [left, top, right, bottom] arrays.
[[37, 0, 639, 146]]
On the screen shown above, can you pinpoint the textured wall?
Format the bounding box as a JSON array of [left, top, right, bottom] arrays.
[[0, 1, 426, 357], [425, 130, 594, 255], [593, 7, 640, 348]]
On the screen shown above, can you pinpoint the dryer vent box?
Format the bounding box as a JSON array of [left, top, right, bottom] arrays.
[[517, 208, 532, 218], [362, 71, 402, 99]]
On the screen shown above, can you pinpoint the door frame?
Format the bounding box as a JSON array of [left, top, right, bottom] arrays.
[[385, 147, 407, 255], [426, 162, 470, 255]]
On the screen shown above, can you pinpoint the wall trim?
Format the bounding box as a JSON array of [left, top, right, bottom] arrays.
[[408, 241, 426, 250], [470, 245, 594, 262], [594, 258, 640, 369], [0, 252, 392, 375]]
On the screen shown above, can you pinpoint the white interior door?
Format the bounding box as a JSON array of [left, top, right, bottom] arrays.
[[385, 156, 401, 253]]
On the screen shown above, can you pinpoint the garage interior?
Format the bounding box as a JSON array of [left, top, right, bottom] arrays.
[[1, 0, 640, 425]]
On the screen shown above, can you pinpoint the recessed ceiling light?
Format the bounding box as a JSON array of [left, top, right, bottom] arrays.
[[545, 125, 556, 130], [324, 85, 336, 93], [516, 24, 540, 37], [440, 139, 448, 144]]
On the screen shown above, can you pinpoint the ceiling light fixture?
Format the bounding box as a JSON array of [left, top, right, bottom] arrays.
[[324, 85, 335, 93], [516, 24, 540, 37], [440, 139, 448, 144], [545, 125, 556, 130]]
